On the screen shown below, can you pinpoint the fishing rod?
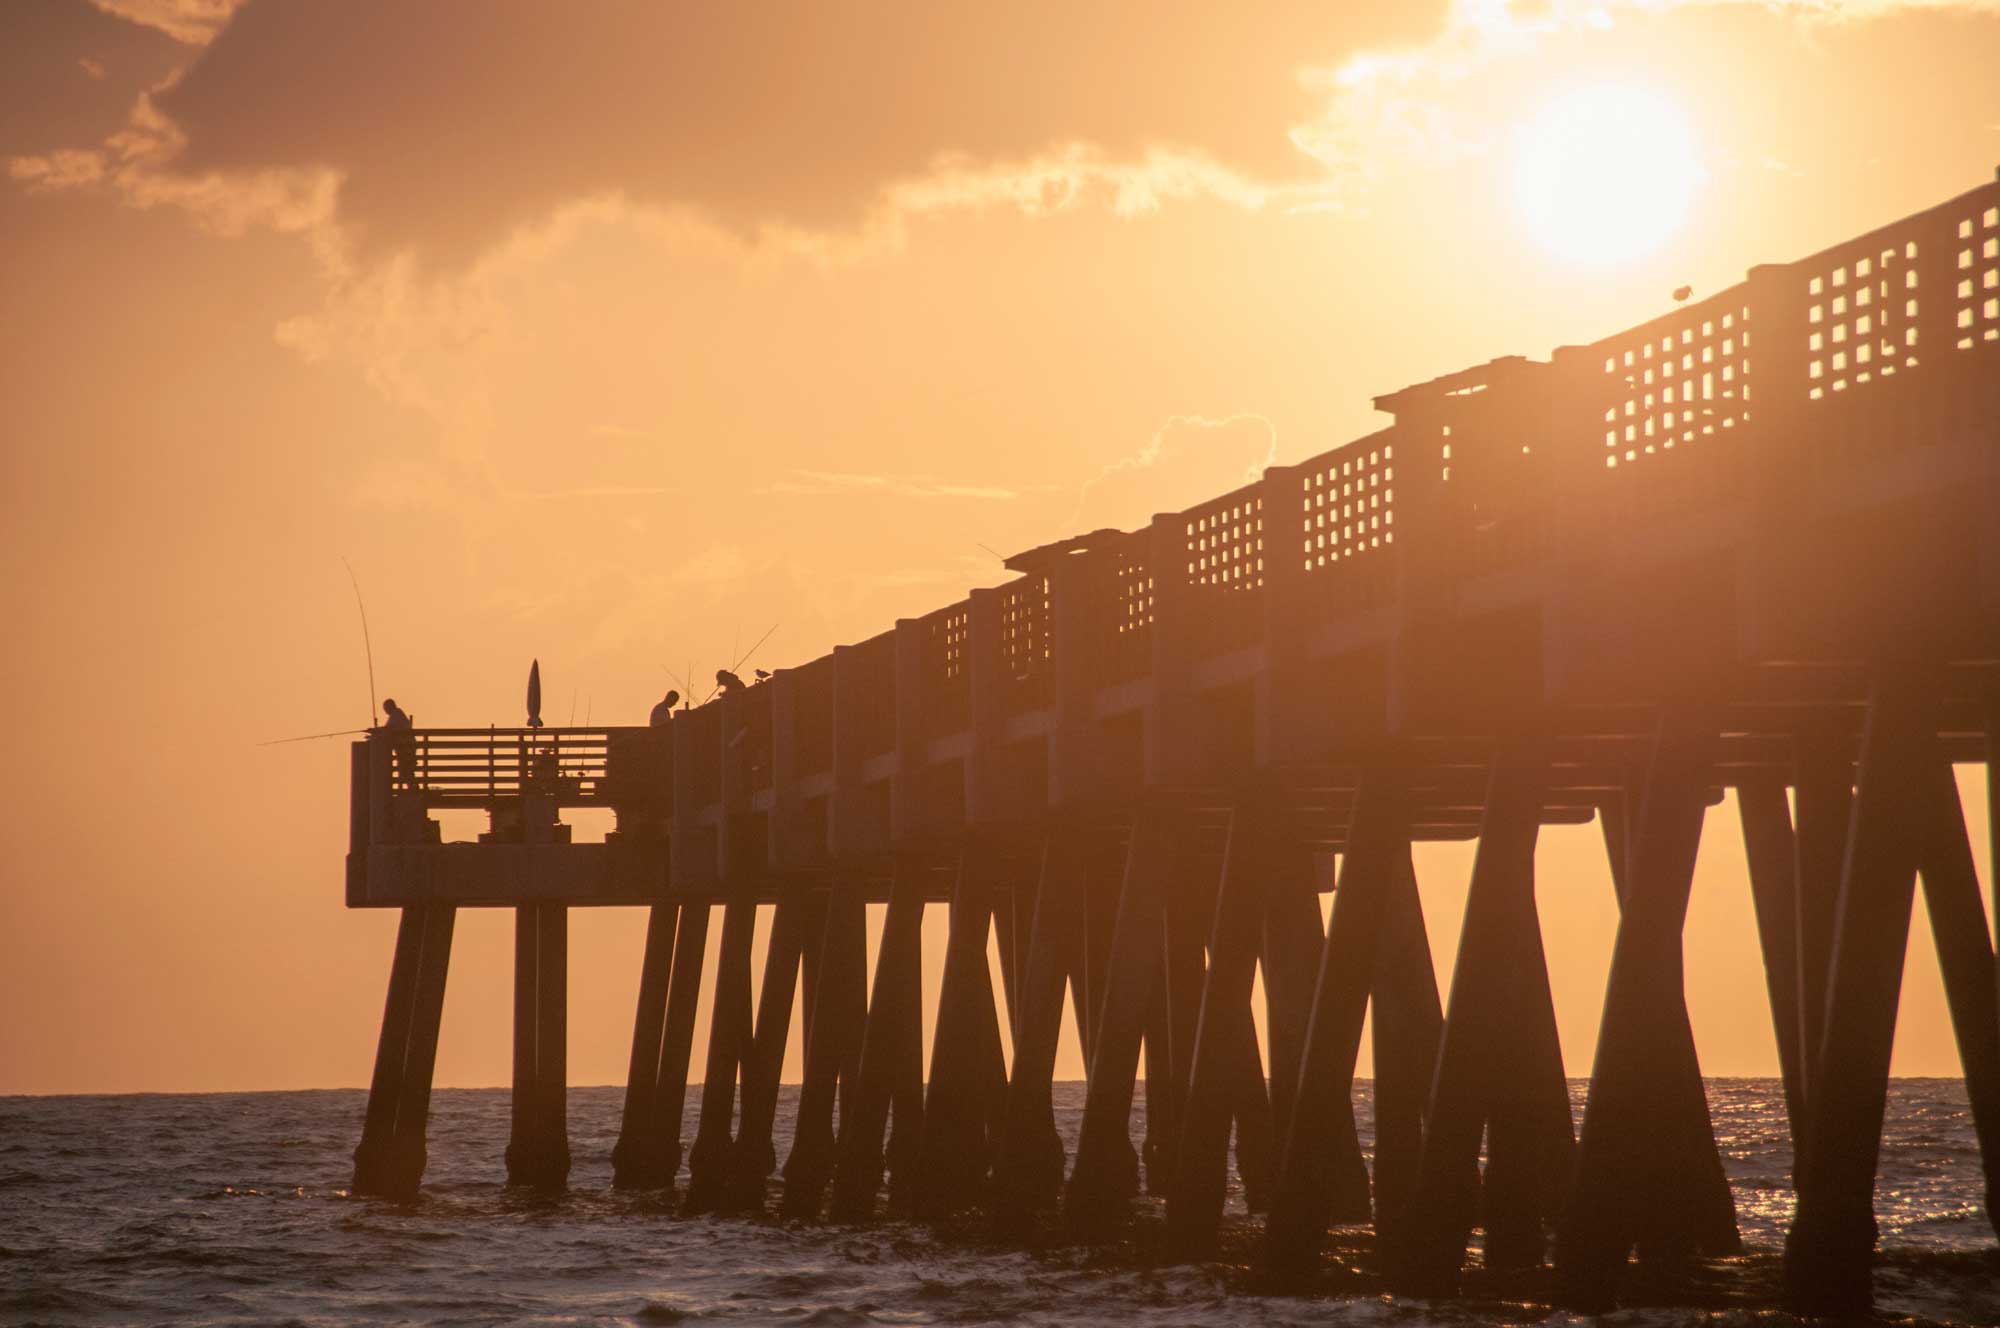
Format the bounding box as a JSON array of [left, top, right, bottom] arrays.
[[264, 560, 383, 746], [259, 727, 373, 747], [701, 621, 780, 703], [341, 556, 378, 727]]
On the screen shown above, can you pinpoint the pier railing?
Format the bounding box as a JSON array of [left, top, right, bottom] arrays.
[[381, 727, 665, 809], [364, 176, 1998, 829]]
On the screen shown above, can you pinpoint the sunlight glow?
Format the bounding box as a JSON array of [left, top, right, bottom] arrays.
[[1512, 84, 1704, 267]]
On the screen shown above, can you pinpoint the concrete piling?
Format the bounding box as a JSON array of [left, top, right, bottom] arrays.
[[1784, 676, 1932, 1315], [684, 891, 756, 1213], [830, 858, 926, 1221], [505, 902, 569, 1190], [782, 884, 869, 1218], [353, 902, 456, 1200]]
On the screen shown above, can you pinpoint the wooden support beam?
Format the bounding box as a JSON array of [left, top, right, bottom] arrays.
[[1597, 790, 1739, 1264], [1080, 837, 1141, 1198], [393, 903, 455, 1195], [1785, 673, 1932, 1315], [613, 903, 679, 1189], [830, 857, 926, 1221], [1224, 999, 1275, 1215], [684, 890, 756, 1213], [1368, 845, 1445, 1231], [1265, 768, 1408, 1275], [352, 906, 425, 1197], [1556, 713, 1727, 1308], [1737, 780, 1807, 1153], [1989, 693, 2000, 1053], [1911, 758, 2000, 1238], [993, 832, 1085, 1233], [726, 892, 809, 1211], [649, 899, 710, 1185], [1259, 860, 1323, 1165], [352, 903, 455, 1199], [507, 904, 536, 1182], [536, 903, 569, 1185], [883, 895, 929, 1214], [1141, 982, 1174, 1198], [1793, 730, 1853, 1113], [1168, 805, 1268, 1255], [1149, 856, 1212, 1201], [915, 851, 1003, 1218], [1387, 744, 1559, 1291], [798, 887, 828, 1062], [783, 884, 869, 1218], [1066, 807, 1177, 1235], [505, 903, 569, 1190], [993, 876, 1027, 1042]]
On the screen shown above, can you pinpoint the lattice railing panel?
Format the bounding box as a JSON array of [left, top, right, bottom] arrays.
[[1596, 288, 1753, 464], [1182, 486, 1264, 655], [999, 576, 1049, 679], [920, 601, 970, 733], [1805, 242, 1921, 402], [1082, 534, 1154, 684], [1185, 489, 1264, 591], [1955, 200, 2000, 350], [1300, 439, 1394, 571]]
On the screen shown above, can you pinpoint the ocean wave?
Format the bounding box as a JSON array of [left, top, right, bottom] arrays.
[[1, 1082, 1994, 1326]]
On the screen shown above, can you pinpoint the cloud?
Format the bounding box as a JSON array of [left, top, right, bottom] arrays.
[[9, 148, 107, 191], [2, 0, 188, 155], [1071, 414, 1279, 533], [98, 0, 1443, 265], [1287, 0, 2000, 185], [88, 1, 240, 45]]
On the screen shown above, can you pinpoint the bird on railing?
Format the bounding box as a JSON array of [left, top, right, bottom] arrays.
[[1673, 285, 1693, 303], [754, 669, 772, 682]]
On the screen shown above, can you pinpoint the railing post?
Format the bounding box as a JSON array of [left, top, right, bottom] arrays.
[[767, 667, 806, 869], [669, 710, 698, 890], [717, 690, 747, 881], [1046, 551, 1100, 808], [891, 619, 926, 843], [1255, 463, 1314, 769], [367, 732, 391, 843], [1144, 511, 1194, 786], [828, 645, 864, 860], [965, 588, 1004, 824]]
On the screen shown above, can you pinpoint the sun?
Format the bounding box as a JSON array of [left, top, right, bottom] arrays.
[[1512, 84, 1704, 267]]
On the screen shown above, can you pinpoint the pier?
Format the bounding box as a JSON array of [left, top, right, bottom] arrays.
[[344, 173, 2000, 1313]]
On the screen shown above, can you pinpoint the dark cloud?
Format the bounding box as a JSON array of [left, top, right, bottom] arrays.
[[2, 0, 187, 156], [148, 0, 1444, 263]]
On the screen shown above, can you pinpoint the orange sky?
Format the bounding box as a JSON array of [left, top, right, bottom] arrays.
[[4, 0, 2000, 1094]]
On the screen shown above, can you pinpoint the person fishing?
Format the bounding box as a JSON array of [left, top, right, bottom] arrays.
[[714, 669, 746, 695], [650, 690, 680, 726], [380, 697, 417, 792]]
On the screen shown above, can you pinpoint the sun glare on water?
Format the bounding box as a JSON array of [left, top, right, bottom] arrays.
[[1512, 84, 1705, 267]]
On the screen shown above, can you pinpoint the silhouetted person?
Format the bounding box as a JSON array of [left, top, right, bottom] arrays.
[[651, 690, 680, 726], [381, 697, 416, 792], [715, 669, 746, 695]]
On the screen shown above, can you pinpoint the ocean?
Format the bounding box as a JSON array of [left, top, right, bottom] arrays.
[[4, 1080, 1996, 1326]]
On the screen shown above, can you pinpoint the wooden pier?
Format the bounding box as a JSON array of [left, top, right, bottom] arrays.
[[344, 173, 2000, 1313]]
